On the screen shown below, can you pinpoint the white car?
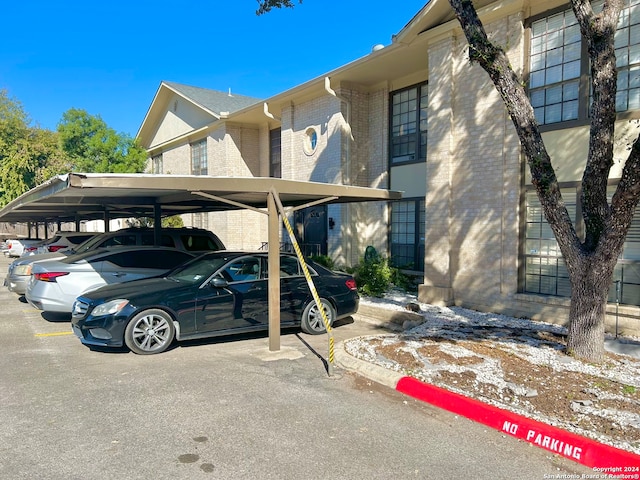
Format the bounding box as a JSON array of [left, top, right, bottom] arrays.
[[27, 232, 99, 256], [25, 246, 196, 313], [4, 239, 44, 257]]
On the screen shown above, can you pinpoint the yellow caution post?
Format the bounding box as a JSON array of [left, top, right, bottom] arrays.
[[270, 188, 335, 376]]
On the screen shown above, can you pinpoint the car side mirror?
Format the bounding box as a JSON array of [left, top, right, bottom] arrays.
[[210, 277, 229, 288]]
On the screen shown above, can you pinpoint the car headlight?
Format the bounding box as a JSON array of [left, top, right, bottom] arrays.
[[92, 299, 130, 316], [14, 264, 32, 276]]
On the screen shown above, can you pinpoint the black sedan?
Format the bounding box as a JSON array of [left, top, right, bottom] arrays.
[[71, 251, 359, 354]]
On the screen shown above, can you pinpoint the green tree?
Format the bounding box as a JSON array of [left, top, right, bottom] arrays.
[[57, 108, 147, 173], [0, 91, 71, 206], [255, 0, 301, 14], [259, 1, 640, 363], [126, 215, 185, 228], [0, 89, 29, 154], [0, 128, 72, 206]]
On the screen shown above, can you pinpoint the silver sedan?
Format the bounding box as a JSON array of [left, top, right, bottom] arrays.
[[25, 246, 195, 313]]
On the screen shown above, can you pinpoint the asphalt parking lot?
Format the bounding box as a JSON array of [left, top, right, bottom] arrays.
[[0, 254, 590, 479]]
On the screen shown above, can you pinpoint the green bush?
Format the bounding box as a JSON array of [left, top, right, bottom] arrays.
[[352, 246, 416, 296], [353, 255, 394, 297], [309, 254, 335, 270]]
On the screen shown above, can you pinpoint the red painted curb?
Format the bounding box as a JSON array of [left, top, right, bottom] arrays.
[[396, 376, 640, 469]]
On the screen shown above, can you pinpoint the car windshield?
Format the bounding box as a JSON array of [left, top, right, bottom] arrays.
[[73, 234, 105, 253], [167, 255, 229, 284]]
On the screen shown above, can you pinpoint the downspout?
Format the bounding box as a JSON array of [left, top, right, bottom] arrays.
[[263, 102, 281, 122], [325, 77, 355, 265]]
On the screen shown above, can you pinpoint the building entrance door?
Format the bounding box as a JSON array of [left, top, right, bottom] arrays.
[[293, 205, 327, 257]]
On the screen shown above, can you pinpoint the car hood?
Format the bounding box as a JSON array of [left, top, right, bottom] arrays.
[[80, 276, 182, 302]]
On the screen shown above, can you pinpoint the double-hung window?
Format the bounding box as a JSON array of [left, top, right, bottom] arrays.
[[390, 83, 428, 164], [529, 0, 640, 126], [191, 139, 207, 176], [614, 1, 640, 111], [524, 185, 640, 305], [270, 128, 281, 178], [390, 199, 425, 272]]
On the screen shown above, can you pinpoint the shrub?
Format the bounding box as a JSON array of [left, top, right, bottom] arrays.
[[352, 246, 417, 296], [309, 254, 335, 270], [353, 255, 393, 297]]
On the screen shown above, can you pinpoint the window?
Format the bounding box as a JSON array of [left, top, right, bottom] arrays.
[[523, 186, 640, 305], [152, 154, 163, 174], [303, 128, 318, 155], [191, 139, 207, 176], [390, 83, 428, 164], [270, 128, 281, 178], [615, 1, 640, 111], [102, 250, 193, 270], [279, 256, 301, 277], [524, 190, 574, 296], [222, 256, 262, 282], [179, 234, 219, 252], [98, 234, 137, 248], [529, 0, 640, 126], [140, 234, 175, 248], [390, 199, 425, 271]]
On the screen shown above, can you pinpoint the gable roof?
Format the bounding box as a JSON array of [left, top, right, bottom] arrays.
[[163, 81, 262, 116], [136, 81, 262, 147]]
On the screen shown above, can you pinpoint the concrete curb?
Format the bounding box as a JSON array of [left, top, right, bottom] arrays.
[[335, 341, 640, 470], [356, 303, 423, 327]]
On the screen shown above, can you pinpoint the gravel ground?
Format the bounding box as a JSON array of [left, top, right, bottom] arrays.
[[344, 291, 640, 457]]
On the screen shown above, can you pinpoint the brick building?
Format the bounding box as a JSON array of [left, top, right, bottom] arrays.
[[136, 0, 640, 335]]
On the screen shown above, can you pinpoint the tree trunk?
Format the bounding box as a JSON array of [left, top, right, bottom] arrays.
[[566, 259, 611, 363]]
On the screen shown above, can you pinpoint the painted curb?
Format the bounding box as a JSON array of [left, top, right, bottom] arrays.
[[335, 342, 640, 470]]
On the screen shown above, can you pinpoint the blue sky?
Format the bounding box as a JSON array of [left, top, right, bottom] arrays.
[[1, 1, 428, 138]]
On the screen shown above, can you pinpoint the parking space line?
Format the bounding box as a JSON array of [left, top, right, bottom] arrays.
[[35, 331, 73, 337]]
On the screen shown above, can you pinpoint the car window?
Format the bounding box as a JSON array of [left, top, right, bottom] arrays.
[[169, 256, 228, 283], [67, 234, 96, 245], [180, 234, 220, 251], [140, 233, 175, 248], [76, 235, 107, 252], [279, 256, 301, 277], [98, 234, 138, 248], [98, 250, 192, 269], [222, 256, 261, 282]]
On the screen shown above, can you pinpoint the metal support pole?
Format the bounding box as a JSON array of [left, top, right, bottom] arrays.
[[267, 192, 281, 352], [270, 188, 335, 376]]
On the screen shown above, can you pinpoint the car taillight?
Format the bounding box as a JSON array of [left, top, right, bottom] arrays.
[[34, 272, 69, 282], [24, 246, 38, 252], [48, 245, 66, 252], [345, 278, 357, 290]]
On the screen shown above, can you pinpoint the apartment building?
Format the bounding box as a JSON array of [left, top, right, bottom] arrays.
[[136, 0, 640, 335]]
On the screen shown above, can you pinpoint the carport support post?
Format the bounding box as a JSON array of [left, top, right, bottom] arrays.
[[267, 191, 281, 352], [270, 188, 335, 376]]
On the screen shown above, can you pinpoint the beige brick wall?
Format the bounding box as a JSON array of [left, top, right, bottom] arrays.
[[420, 13, 524, 311]]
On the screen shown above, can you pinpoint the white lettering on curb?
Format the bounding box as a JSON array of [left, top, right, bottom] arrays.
[[501, 421, 582, 460]]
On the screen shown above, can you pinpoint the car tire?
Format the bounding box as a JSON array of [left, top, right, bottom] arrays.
[[300, 298, 335, 335], [124, 309, 175, 355]]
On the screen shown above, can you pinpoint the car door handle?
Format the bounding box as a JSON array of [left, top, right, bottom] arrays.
[[112, 272, 127, 277]]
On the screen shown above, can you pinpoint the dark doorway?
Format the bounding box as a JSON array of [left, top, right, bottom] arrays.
[[293, 205, 327, 257]]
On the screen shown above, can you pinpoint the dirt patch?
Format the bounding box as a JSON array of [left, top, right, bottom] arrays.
[[346, 327, 640, 455]]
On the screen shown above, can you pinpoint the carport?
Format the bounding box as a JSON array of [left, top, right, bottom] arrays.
[[0, 173, 402, 357]]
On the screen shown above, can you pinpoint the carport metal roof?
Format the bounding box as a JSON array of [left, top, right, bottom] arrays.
[[0, 173, 401, 224], [0, 173, 402, 361]]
